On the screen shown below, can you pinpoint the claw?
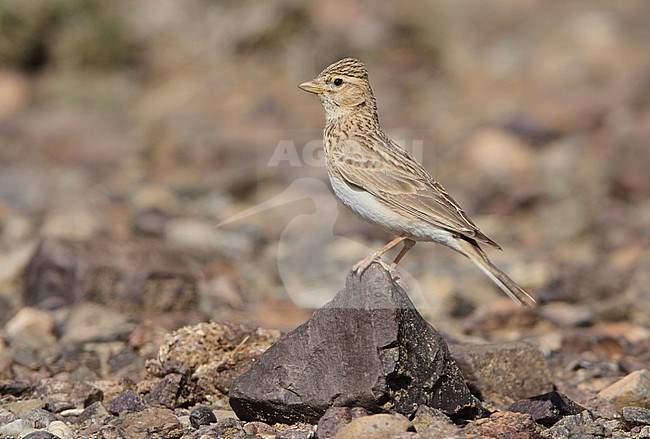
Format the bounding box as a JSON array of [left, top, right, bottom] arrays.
[[352, 254, 394, 276]]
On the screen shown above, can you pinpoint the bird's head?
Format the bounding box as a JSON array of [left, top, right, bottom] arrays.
[[299, 58, 376, 119]]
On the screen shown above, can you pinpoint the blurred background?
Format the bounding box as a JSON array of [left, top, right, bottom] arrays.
[[0, 0, 648, 344]]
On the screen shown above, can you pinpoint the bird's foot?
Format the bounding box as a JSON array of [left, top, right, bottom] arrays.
[[387, 263, 402, 281], [353, 253, 396, 276]]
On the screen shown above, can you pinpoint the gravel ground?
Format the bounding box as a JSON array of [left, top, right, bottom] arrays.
[[0, 1, 649, 438]]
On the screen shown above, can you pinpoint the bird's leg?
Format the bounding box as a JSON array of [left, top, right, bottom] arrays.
[[391, 238, 416, 267], [353, 234, 409, 275]]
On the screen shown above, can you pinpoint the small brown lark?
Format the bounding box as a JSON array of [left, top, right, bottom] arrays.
[[299, 58, 535, 306]]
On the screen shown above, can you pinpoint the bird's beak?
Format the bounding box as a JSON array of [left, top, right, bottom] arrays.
[[298, 80, 323, 94]]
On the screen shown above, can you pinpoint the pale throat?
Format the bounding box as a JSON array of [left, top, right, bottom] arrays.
[[323, 100, 380, 130]]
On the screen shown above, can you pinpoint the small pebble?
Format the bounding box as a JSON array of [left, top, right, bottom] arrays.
[[58, 408, 84, 417], [189, 405, 217, 429]]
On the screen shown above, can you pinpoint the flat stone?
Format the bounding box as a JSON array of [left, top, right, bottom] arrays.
[[229, 264, 483, 424], [622, 406, 650, 426], [60, 302, 133, 343], [22, 432, 60, 439], [112, 406, 183, 439], [508, 391, 586, 426], [599, 369, 650, 410], [24, 237, 209, 311], [3, 398, 45, 415], [450, 341, 554, 408], [335, 413, 412, 439], [34, 377, 103, 413]]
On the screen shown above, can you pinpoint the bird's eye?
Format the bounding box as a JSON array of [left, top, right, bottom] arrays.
[[333, 78, 343, 86]]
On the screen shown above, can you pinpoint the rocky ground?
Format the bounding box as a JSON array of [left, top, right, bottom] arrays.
[[1, 1, 649, 438]]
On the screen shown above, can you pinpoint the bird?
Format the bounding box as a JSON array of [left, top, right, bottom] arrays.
[[298, 57, 535, 306]]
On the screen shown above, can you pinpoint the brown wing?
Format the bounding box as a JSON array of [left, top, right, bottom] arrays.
[[330, 133, 501, 248]]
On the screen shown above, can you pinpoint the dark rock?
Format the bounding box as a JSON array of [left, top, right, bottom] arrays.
[[545, 411, 608, 439], [623, 407, 650, 426], [34, 377, 103, 413], [275, 426, 315, 439], [508, 391, 586, 426], [24, 237, 208, 311], [144, 373, 184, 408], [463, 411, 542, 438], [449, 341, 554, 408], [108, 390, 146, 416], [189, 405, 217, 428], [0, 379, 32, 396], [23, 432, 60, 439], [229, 264, 483, 424], [316, 407, 353, 439]]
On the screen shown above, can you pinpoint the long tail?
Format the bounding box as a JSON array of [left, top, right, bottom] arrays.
[[455, 238, 536, 307]]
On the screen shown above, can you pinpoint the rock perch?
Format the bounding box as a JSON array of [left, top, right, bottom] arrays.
[[229, 263, 483, 424]]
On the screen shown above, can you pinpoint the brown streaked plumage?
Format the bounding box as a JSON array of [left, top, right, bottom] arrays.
[[299, 58, 535, 306]]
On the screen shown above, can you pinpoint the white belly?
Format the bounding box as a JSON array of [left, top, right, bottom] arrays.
[[328, 170, 457, 246]]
